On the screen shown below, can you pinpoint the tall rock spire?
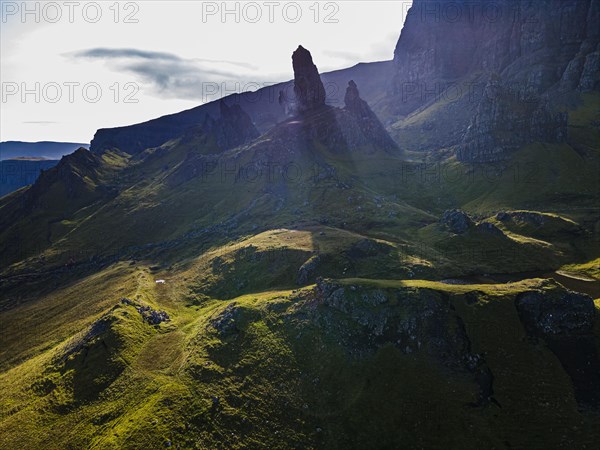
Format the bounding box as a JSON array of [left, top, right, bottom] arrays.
[[344, 80, 398, 152], [344, 80, 368, 117], [292, 45, 326, 113]]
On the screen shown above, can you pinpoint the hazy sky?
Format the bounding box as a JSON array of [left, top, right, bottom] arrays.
[[1, 1, 412, 143]]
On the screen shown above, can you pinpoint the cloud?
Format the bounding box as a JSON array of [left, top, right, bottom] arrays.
[[72, 48, 259, 69], [322, 49, 362, 64], [68, 47, 267, 101], [73, 48, 182, 61], [323, 33, 397, 65], [369, 32, 400, 60]]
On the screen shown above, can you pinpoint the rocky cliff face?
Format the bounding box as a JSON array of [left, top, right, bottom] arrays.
[[199, 100, 260, 150], [311, 279, 499, 407], [167, 101, 259, 186], [515, 289, 600, 411], [393, 0, 599, 103], [457, 76, 569, 162], [390, 0, 599, 160], [27, 148, 103, 200]]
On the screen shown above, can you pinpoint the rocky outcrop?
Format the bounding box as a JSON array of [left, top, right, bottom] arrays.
[[457, 77, 568, 162], [16, 148, 112, 210], [515, 289, 600, 411], [558, 0, 600, 92], [495, 210, 585, 237], [121, 298, 170, 325], [227, 50, 399, 159], [311, 279, 499, 406], [515, 290, 596, 336], [390, 0, 598, 159], [497, 211, 548, 227], [297, 255, 321, 285], [140, 307, 170, 325], [60, 315, 113, 363], [344, 80, 370, 116], [196, 100, 260, 150], [475, 222, 505, 236], [30, 148, 100, 196], [169, 51, 399, 186], [210, 303, 239, 336], [392, 0, 600, 110], [440, 209, 474, 234], [292, 45, 327, 113], [343, 81, 398, 152], [167, 101, 259, 185], [56, 311, 127, 402], [177, 102, 258, 154]]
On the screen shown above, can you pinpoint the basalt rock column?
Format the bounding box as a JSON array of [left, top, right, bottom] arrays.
[[292, 45, 326, 113]]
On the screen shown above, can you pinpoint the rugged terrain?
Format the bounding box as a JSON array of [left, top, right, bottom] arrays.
[[1, 1, 599, 448]]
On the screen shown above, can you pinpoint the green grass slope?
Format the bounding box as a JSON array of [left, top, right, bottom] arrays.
[[1, 269, 599, 449]]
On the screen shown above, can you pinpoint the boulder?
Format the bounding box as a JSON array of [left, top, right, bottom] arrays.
[[515, 290, 595, 336], [475, 222, 505, 237], [440, 209, 473, 234], [297, 255, 321, 285], [211, 303, 239, 335]]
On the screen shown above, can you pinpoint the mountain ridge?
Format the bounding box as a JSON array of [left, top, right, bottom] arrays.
[[89, 60, 394, 155], [0, 141, 88, 161]]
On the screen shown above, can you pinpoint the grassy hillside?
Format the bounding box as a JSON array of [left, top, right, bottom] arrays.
[[1, 58, 599, 450], [1, 267, 599, 449], [1, 190, 598, 448]]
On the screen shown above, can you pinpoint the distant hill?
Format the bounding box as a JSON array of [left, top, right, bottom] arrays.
[[0, 141, 88, 161], [0, 158, 60, 197]]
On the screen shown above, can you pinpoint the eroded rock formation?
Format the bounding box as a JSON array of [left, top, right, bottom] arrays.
[[292, 45, 327, 113]]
